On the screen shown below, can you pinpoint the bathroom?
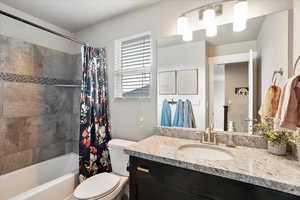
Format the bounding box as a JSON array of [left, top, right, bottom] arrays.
[[0, 0, 300, 199]]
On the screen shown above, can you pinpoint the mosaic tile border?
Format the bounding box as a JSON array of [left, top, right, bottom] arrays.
[[0, 72, 81, 86]]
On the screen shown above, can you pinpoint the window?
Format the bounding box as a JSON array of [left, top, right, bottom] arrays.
[[115, 32, 152, 98]]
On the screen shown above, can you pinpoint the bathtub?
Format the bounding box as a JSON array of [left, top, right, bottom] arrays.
[[0, 153, 79, 200]]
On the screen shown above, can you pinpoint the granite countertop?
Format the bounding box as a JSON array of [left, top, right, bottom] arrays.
[[124, 135, 300, 196]]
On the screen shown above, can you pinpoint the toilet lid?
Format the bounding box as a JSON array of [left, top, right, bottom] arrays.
[[74, 173, 120, 200]]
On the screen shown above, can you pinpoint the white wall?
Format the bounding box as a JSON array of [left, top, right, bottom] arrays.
[[294, 0, 300, 75], [0, 2, 78, 54], [208, 40, 257, 57], [257, 11, 290, 101], [76, 0, 293, 141]]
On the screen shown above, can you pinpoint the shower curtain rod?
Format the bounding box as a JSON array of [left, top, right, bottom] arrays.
[[0, 9, 87, 46]]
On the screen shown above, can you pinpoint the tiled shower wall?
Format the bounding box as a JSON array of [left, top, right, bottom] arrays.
[[0, 34, 81, 175]]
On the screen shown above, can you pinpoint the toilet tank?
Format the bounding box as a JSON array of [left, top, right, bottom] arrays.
[[108, 139, 136, 176]]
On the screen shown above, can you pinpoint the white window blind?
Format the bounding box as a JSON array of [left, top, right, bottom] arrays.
[[115, 33, 152, 98]]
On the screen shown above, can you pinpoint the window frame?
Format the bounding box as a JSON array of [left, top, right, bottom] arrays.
[[114, 31, 153, 100]]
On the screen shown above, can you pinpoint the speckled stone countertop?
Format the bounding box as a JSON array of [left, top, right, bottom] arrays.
[[124, 135, 300, 196]]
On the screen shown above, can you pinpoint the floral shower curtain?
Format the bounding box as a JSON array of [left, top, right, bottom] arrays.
[[79, 46, 111, 183]]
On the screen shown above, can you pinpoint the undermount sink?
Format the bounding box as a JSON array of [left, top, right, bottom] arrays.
[[176, 144, 234, 161]]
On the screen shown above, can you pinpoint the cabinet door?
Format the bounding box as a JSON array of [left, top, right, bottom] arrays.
[[247, 185, 299, 200], [129, 157, 214, 200], [129, 157, 163, 200], [133, 175, 213, 200]]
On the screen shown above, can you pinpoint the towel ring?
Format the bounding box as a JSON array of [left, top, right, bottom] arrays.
[[293, 56, 300, 75], [272, 68, 284, 85]]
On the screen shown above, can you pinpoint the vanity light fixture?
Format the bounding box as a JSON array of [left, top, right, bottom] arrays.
[[177, 0, 248, 41], [233, 0, 248, 32]]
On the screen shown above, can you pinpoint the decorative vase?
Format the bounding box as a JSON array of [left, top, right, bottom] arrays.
[[267, 141, 287, 156]]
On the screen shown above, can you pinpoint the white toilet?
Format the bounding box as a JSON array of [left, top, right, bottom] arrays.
[[73, 139, 136, 200]]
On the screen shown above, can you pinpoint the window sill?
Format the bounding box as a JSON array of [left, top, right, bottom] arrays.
[[114, 97, 152, 102]]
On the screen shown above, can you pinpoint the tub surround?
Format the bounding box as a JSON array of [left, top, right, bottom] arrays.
[[0, 34, 81, 175], [125, 135, 300, 196]]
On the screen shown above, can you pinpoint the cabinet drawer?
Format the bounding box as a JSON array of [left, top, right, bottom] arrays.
[[248, 185, 299, 200], [129, 156, 164, 183]]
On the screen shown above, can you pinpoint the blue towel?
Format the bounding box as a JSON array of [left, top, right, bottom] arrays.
[[172, 99, 184, 127], [183, 100, 196, 128], [161, 99, 172, 126]]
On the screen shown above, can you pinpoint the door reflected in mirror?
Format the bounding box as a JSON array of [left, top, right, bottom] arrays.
[[213, 62, 249, 133]]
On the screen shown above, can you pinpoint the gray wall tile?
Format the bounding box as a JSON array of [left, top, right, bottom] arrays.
[[73, 140, 79, 154], [0, 34, 81, 175], [71, 113, 80, 141], [0, 149, 33, 175], [0, 118, 18, 158], [34, 46, 72, 80], [33, 141, 71, 163], [65, 141, 73, 154], [73, 88, 81, 114], [0, 81, 3, 116], [56, 113, 73, 141], [2, 82, 49, 117], [0, 35, 43, 76], [45, 86, 73, 114], [71, 54, 82, 81], [0, 36, 8, 72]]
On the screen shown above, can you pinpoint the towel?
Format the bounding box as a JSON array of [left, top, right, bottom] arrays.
[[183, 100, 196, 128], [161, 99, 172, 126], [274, 75, 300, 131], [259, 85, 281, 121], [172, 99, 184, 127]]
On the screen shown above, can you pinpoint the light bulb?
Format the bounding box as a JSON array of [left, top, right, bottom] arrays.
[[177, 15, 193, 41], [203, 9, 217, 37], [177, 16, 188, 35], [183, 25, 193, 41], [233, 1, 248, 32], [206, 24, 217, 37]]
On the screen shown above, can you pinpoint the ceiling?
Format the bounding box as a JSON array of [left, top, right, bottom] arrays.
[[0, 0, 161, 32]]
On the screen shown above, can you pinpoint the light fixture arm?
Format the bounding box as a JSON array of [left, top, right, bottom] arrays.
[[181, 0, 239, 16]]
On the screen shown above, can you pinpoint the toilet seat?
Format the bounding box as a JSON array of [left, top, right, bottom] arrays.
[[73, 173, 120, 200]]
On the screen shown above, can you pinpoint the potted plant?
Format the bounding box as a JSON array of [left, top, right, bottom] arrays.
[[253, 119, 289, 156], [265, 130, 289, 155], [295, 134, 300, 163]]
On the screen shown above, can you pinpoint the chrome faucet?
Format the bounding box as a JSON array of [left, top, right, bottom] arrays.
[[202, 121, 217, 145]]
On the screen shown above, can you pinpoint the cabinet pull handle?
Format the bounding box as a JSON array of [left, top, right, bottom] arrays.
[[137, 167, 150, 173]]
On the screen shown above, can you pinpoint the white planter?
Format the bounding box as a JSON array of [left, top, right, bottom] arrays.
[[267, 141, 287, 156], [297, 145, 300, 164]]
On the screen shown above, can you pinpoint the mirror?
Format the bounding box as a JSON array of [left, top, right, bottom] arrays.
[[157, 8, 291, 134]]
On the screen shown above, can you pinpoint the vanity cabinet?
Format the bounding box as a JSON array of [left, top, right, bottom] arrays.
[[129, 156, 298, 200]]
